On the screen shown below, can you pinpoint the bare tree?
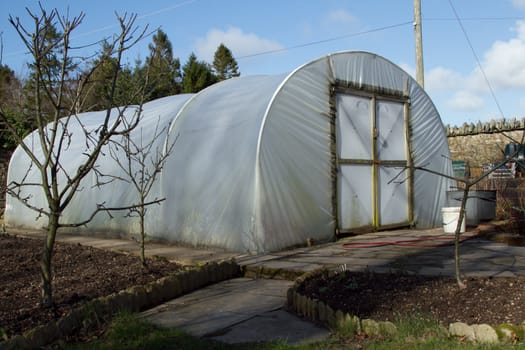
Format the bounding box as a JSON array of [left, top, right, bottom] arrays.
[[106, 115, 177, 266], [410, 129, 525, 289], [0, 6, 150, 307]]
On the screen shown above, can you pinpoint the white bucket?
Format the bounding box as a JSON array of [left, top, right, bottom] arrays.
[[442, 207, 466, 233]]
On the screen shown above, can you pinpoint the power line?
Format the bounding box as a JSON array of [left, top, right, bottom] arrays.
[[237, 21, 413, 60], [424, 16, 524, 21], [447, 0, 506, 120]]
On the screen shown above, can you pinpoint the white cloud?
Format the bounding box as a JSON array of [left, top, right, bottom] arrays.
[[426, 66, 463, 91], [472, 21, 525, 89], [194, 27, 284, 63], [446, 90, 484, 111], [325, 9, 358, 25], [512, 0, 525, 10]]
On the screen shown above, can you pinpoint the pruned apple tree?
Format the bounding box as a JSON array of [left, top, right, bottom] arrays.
[[0, 6, 153, 307], [103, 114, 177, 267]]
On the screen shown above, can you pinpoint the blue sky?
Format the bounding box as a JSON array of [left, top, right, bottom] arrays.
[[1, 0, 525, 126]]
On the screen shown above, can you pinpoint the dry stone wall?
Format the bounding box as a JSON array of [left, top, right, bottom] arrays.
[[446, 119, 525, 169]]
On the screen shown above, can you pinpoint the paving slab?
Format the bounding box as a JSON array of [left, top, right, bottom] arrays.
[[141, 277, 329, 343], [247, 259, 323, 273], [209, 309, 330, 344]]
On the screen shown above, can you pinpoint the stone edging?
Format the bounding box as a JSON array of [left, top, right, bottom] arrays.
[[287, 270, 525, 344], [0, 259, 241, 350]]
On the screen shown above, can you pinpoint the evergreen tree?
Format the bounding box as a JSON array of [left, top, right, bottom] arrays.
[[181, 53, 216, 93], [80, 41, 141, 111], [24, 20, 77, 119], [0, 64, 24, 149], [0, 64, 20, 108], [212, 43, 240, 81], [146, 29, 181, 100]]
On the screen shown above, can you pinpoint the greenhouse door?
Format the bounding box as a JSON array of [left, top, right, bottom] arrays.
[[335, 92, 411, 233]]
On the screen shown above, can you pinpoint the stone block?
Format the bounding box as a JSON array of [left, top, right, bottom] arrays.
[[449, 322, 475, 342], [378, 321, 397, 337], [361, 319, 380, 336], [494, 323, 520, 342], [472, 324, 498, 343]]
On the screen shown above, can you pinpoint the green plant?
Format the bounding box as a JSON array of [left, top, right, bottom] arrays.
[[0, 327, 8, 341]]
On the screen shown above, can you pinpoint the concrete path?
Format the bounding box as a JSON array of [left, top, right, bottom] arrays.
[[11, 224, 525, 344]]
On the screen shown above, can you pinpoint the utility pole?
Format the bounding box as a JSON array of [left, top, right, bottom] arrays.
[[414, 0, 424, 88]]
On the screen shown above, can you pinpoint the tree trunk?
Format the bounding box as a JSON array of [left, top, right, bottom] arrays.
[[40, 211, 59, 308], [454, 186, 469, 289], [139, 199, 146, 267]]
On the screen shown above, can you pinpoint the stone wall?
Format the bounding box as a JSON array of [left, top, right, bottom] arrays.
[[446, 118, 525, 172], [447, 130, 524, 169]]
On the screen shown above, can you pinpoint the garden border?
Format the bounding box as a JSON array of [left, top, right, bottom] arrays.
[[286, 268, 525, 344]]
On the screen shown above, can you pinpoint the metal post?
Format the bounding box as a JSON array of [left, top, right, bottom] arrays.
[[414, 0, 425, 88]]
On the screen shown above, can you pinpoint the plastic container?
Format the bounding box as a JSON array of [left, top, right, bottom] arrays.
[[446, 190, 496, 225], [441, 207, 466, 233]]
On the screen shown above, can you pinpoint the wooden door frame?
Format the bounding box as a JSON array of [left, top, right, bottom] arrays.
[[330, 81, 414, 235]]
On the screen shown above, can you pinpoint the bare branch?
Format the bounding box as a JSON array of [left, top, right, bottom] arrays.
[[58, 198, 165, 228]]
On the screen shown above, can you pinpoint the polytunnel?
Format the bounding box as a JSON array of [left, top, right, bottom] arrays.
[[5, 51, 454, 253]]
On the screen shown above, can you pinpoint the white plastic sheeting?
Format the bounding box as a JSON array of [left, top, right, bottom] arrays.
[[5, 51, 453, 253]]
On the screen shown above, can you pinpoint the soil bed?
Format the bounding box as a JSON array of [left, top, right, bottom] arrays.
[[0, 234, 182, 338], [298, 269, 525, 326]]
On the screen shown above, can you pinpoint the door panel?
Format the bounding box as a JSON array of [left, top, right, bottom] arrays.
[[338, 165, 373, 229], [336, 94, 372, 160], [376, 100, 406, 161], [378, 165, 408, 224]]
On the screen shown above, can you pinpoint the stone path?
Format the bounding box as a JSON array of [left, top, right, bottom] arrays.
[[141, 278, 329, 344], [238, 228, 525, 278]]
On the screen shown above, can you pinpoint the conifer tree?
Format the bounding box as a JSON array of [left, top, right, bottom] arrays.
[[212, 43, 240, 81], [181, 53, 216, 93], [146, 29, 181, 99]]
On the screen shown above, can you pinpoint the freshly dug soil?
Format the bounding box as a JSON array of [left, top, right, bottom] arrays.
[[0, 234, 182, 338], [298, 270, 525, 326]]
